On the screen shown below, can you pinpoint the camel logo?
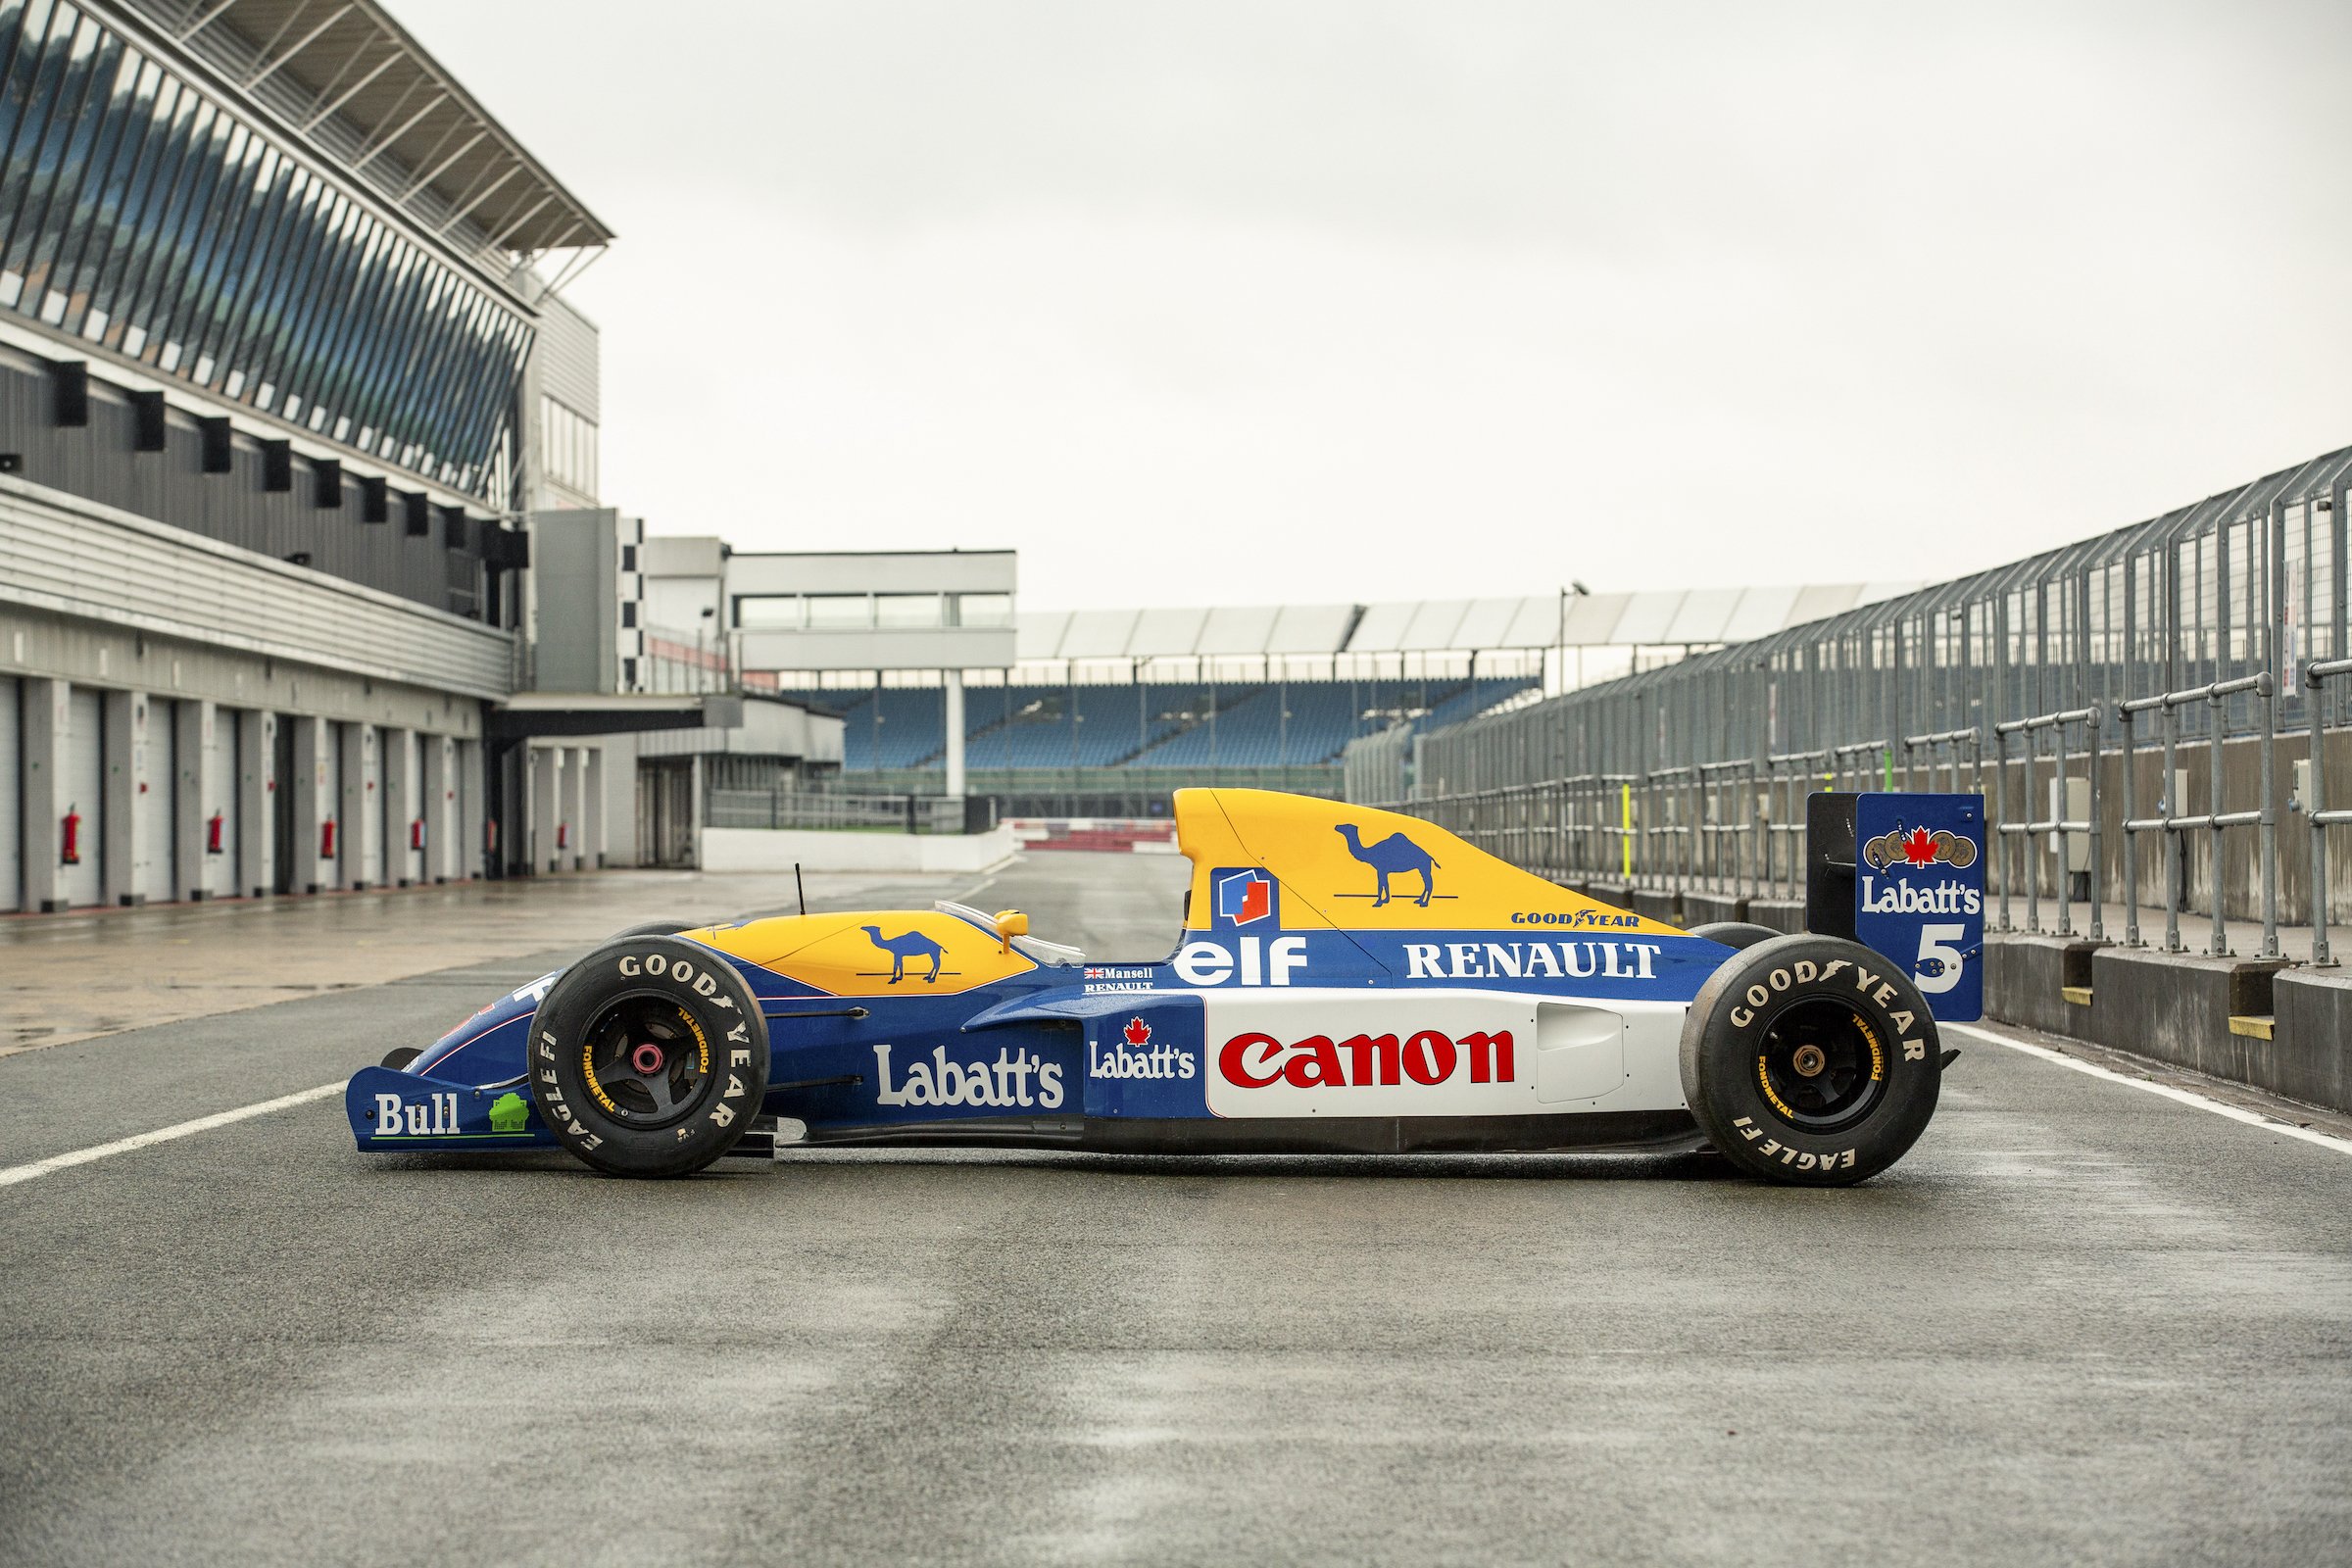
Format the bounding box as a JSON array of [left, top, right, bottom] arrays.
[[1334, 823, 1446, 908], [860, 925, 949, 984], [1861, 823, 1979, 873]]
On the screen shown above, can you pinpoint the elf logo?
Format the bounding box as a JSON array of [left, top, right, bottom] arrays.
[[1172, 935, 1307, 987], [1213, 868, 1273, 925]]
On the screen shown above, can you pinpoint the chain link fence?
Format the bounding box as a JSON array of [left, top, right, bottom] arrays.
[[1348, 443, 2352, 959]]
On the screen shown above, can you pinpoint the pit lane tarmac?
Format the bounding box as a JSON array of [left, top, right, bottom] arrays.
[[4, 852, 2351, 1567]]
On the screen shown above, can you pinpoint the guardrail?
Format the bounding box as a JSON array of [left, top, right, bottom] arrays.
[[2303, 659, 2352, 967], [1379, 668, 2346, 967], [706, 790, 994, 836], [1993, 706, 2101, 941], [2120, 672, 2278, 957]]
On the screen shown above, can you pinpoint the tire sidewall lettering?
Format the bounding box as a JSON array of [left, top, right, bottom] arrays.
[[1682, 935, 1940, 1187], [528, 937, 768, 1176]]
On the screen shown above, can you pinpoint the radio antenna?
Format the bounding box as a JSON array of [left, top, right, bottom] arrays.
[[795, 861, 806, 917]]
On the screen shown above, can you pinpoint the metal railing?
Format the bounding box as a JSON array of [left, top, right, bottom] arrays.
[[1993, 706, 2100, 941], [2301, 659, 2352, 967], [2119, 673, 2277, 956], [705, 790, 992, 836], [1348, 439, 2352, 962]]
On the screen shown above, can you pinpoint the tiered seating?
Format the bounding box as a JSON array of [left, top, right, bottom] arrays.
[[774, 678, 1542, 776]]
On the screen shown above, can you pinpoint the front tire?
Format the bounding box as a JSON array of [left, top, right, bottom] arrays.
[[1680, 933, 1940, 1186], [528, 935, 768, 1177]]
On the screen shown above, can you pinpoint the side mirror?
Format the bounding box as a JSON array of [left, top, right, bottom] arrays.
[[993, 909, 1029, 953]]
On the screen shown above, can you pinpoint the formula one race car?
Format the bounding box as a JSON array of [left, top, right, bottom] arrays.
[[348, 788, 1980, 1186]]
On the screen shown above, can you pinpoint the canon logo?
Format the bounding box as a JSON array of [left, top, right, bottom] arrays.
[[1218, 1027, 1516, 1090]]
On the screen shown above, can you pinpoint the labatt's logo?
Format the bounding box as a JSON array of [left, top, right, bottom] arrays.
[[1859, 877, 1982, 915], [1860, 821, 1983, 916], [1220, 1025, 1515, 1090], [871, 1043, 1064, 1109], [1090, 1017, 1196, 1081]]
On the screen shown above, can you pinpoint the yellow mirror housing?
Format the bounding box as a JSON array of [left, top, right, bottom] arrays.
[[993, 909, 1029, 952]]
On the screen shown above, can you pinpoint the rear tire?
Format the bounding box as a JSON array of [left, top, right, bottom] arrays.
[[1689, 921, 1783, 951], [1680, 933, 1940, 1186], [610, 919, 694, 940], [528, 936, 768, 1177]]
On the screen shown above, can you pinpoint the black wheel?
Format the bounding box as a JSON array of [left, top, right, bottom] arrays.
[[1689, 921, 1783, 951], [528, 935, 769, 1177], [1679, 933, 1941, 1186], [610, 919, 695, 939], [380, 1046, 421, 1071]]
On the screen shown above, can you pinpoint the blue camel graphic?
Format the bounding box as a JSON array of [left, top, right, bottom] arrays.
[[862, 925, 944, 983], [1335, 824, 1441, 907]]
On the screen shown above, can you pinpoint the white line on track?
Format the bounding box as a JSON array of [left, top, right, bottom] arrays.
[[1947, 1022, 2352, 1159], [0, 1082, 341, 1189]]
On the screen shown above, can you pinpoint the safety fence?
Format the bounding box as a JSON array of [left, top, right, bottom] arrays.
[[704, 790, 995, 836], [1348, 442, 2352, 961]]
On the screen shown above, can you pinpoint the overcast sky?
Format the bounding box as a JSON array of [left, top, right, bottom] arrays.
[[401, 0, 2352, 612]]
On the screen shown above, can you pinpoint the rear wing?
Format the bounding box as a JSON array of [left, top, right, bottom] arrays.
[[1806, 791, 1985, 1022]]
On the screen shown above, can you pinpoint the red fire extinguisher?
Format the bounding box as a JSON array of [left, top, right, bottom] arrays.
[[61, 805, 80, 865], [410, 817, 425, 852], [557, 821, 569, 851], [485, 818, 499, 857], [321, 817, 337, 858], [207, 810, 225, 856]]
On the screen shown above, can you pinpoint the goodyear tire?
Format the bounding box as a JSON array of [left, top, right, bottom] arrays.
[[528, 935, 768, 1177], [610, 919, 694, 939], [1680, 933, 1940, 1187]]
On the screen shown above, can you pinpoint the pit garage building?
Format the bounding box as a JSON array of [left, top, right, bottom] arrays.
[[0, 0, 655, 908]]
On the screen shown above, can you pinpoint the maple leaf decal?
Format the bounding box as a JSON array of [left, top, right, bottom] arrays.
[[1902, 827, 1938, 866], [1123, 1017, 1152, 1049]]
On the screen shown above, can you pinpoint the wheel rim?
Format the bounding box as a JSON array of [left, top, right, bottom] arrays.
[[580, 994, 712, 1128], [1752, 998, 1887, 1133]]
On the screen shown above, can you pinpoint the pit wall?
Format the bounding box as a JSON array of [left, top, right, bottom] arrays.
[[1984, 931, 2352, 1117]]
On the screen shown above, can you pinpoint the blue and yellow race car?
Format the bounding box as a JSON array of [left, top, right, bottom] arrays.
[[347, 789, 1962, 1186]]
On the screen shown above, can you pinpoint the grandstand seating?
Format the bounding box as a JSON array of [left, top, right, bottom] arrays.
[[780, 676, 1541, 776]]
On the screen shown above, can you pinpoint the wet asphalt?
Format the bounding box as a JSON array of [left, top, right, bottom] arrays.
[[3, 852, 2350, 1566]]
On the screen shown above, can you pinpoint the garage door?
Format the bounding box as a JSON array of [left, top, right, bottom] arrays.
[[207, 708, 237, 896], [138, 697, 175, 904], [0, 677, 20, 912], [65, 688, 102, 907], [319, 721, 343, 891], [397, 730, 422, 884]]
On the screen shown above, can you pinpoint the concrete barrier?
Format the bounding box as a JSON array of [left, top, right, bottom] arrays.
[[2271, 970, 2352, 1113], [2087, 947, 2289, 1085], [1985, 934, 2102, 1039], [1682, 892, 1748, 927], [1631, 889, 1682, 926], [1586, 881, 1636, 912], [700, 824, 1018, 875], [1746, 898, 1806, 934]]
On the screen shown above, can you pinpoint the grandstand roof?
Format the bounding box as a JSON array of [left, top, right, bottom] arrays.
[[125, 0, 612, 262], [1016, 583, 1919, 662]]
